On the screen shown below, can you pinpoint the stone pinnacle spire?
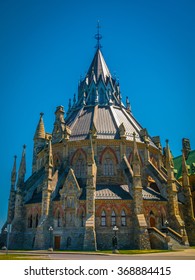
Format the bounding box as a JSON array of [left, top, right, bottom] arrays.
[[34, 112, 45, 140], [11, 155, 17, 188], [165, 139, 174, 169], [17, 145, 26, 188]]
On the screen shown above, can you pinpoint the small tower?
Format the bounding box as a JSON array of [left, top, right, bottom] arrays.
[[9, 146, 27, 249], [32, 113, 46, 173], [83, 132, 97, 251], [52, 106, 65, 143], [132, 133, 151, 249], [165, 140, 183, 232], [16, 145, 26, 189], [182, 149, 195, 245], [7, 156, 17, 224], [42, 137, 53, 217], [14, 145, 26, 220], [34, 137, 54, 250]]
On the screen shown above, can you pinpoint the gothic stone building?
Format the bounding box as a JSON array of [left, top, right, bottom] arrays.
[[1, 45, 195, 251]]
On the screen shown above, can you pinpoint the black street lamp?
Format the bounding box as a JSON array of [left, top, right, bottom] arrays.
[[48, 226, 53, 251], [4, 224, 11, 255], [112, 225, 119, 253], [164, 220, 169, 236]]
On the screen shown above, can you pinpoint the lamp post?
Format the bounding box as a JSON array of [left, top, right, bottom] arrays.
[[164, 220, 169, 239], [112, 225, 119, 253], [4, 224, 11, 255], [48, 226, 53, 251]]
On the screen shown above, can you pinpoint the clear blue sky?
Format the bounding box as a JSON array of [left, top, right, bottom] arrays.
[[0, 0, 195, 230]]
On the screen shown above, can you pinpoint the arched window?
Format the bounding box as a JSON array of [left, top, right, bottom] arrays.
[[57, 210, 61, 227], [100, 148, 117, 176], [121, 210, 126, 226], [67, 197, 74, 208], [75, 158, 86, 177], [101, 210, 106, 226], [111, 210, 116, 226], [72, 150, 87, 178], [35, 213, 39, 227], [28, 215, 33, 228], [81, 211, 85, 227], [104, 158, 114, 176]]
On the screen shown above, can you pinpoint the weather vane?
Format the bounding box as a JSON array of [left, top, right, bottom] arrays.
[[95, 20, 102, 49]]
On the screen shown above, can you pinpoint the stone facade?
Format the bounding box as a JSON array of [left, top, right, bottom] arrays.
[[1, 44, 195, 250]]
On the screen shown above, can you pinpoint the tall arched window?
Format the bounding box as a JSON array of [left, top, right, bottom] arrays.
[[35, 213, 39, 227], [101, 210, 106, 226], [121, 210, 126, 226], [72, 150, 87, 178], [81, 211, 85, 227], [104, 158, 114, 176], [75, 158, 86, 177], [100, 148, 117, 176], [28, 215, 33, 228], [57, 210, 61, 227], [111, 210, 116, 226]]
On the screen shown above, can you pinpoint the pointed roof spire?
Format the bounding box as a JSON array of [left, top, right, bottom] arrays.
[[87, 48, 111, 82], [165, 139, 174, 169], [11, 155, 17, 187], [17, 145, 26, 187], [34, 112, 45, 140], [126, 96, 131, 112], [86, 23, 111, 82]]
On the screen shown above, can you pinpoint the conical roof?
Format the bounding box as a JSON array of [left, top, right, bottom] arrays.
[[34, 113, 45, 140], [64, 48, 157, 149], [87, 48, 111, 81]]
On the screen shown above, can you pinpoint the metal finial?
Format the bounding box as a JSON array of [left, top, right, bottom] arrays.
[[95, 21, 102, 49]]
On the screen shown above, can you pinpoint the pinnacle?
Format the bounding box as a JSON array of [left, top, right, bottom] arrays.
[[34, 113, 46, 140]]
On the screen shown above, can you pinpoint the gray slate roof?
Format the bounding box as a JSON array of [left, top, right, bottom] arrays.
[[64, 48, 158, 149], [95, 185, 132, 200]]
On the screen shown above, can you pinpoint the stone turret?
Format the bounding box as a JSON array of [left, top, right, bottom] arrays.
[[9, 146, 27, 249], [182, 138, 191, 160], [14, 145, 26, 220], [7, 156, 17, 224], [132, 133, 151, 249], [32, 113, 46, 173], [42, 137, 53, 217], [182, 149, 195, 245], [16, 145, 26, 189], [165, 140, 183, 232], [52, 106, 65, 143], [83, 133, 97, 250], [34, 138, 54, 249]]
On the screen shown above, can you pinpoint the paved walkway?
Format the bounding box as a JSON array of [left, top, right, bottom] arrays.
[[1, 248, 195, 260]]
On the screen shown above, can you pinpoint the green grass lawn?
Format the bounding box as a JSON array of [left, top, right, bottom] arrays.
[[0, 254, 49, 260], [1, 247, 194, 260]]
